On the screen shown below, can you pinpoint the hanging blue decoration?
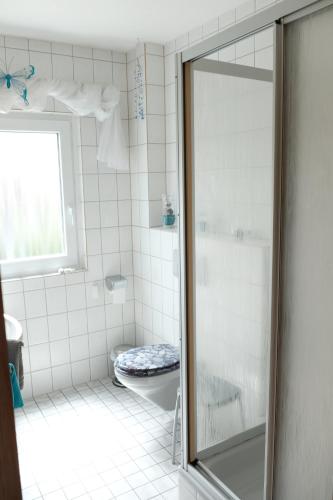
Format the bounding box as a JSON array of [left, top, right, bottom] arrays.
[[134, 57, 144, 120], [0, 61, 35, 105]]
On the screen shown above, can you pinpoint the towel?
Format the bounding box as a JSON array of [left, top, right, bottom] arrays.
[[7, 339, 24, 389], [8, 363, 24, 409]]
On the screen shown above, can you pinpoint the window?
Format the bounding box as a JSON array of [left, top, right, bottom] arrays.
[[0, 114, 80, 279]]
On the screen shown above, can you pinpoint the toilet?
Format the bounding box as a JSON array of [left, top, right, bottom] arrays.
[[110, 343, 135, 387], [114, 344, 180, 411]]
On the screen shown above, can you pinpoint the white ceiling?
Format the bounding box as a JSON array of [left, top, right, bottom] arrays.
[[0, 0, 244, 51]]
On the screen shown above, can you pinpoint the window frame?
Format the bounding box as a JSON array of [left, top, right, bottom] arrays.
[[0, 112, 80, 279]]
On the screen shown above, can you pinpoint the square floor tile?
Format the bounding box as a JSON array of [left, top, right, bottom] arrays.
[[63, 482, 86, 499], [43, 490, 67, 500], [135, 483, 159, 500], [108, 478, 132, 496], [127, 471, 149, 489], [89, 486, 113, 499], [152, 476, 175, 494], [22, 485, 41, 500]]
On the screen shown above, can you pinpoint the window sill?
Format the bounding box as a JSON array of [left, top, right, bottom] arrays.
[[1, 267, 87, 284]]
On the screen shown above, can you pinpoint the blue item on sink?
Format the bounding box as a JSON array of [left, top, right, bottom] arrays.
[[9, 363, 24, 409], [115, 344, 179, 377]]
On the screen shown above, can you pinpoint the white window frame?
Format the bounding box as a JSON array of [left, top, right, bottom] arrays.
[[0, 112, 81, 279]]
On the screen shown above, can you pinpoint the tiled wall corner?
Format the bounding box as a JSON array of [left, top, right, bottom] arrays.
[[145, 43, 167, 227], [127, 42, 180, 350], [128, 42, 167, 230]]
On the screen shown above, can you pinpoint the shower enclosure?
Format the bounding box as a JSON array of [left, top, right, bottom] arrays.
[[178, 0, 333, 498], [180, 26, 276, 500]]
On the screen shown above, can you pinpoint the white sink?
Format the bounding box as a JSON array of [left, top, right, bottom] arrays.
[[4, 314, 23, 342]]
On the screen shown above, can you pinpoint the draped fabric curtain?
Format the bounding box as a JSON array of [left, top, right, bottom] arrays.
[[0, 78, 127, 170]]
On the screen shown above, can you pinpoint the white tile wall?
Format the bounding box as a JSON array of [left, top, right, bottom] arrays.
[[1, 0, 277, 403], [162, 0, 275, 211], [127, 43, 166, 227], [126, 43, 180, 349], [132, 226, 180, 348], [1, 34, 135, 398]]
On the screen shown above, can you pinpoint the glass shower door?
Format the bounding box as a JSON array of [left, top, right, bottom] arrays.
[[185, 28, 275, 499]]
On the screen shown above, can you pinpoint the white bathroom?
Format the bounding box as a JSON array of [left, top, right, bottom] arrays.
[[1, 0, 333, 499], [1, 18, 182, 500]]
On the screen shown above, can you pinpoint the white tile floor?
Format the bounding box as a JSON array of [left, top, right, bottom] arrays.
[[15, 377, 181, 500]]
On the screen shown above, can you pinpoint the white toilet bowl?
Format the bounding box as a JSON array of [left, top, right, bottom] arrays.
[[115, 366, 179, 411], [114, 344, 180, 411]]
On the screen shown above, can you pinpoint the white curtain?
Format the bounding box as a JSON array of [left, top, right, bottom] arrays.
[[0, 78, 127, 170]]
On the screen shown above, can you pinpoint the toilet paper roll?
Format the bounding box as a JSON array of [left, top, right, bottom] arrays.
[[112, 287, 126, 304]]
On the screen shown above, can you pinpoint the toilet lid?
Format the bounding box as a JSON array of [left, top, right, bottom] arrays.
[[115, 344, 180, 377]]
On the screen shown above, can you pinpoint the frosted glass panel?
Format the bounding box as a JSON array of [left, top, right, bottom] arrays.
[[190, 30, 274, 498], [0, 131, 65, 262]]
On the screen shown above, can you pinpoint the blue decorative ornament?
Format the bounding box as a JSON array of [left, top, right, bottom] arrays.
[[0, 61, 35, 104]]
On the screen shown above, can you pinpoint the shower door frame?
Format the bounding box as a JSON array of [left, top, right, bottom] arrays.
[[177, 0, 333, 497], [178, 24, 283, 497]]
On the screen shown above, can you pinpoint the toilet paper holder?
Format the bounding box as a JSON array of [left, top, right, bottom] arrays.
[[105, 274, 127, 291]]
